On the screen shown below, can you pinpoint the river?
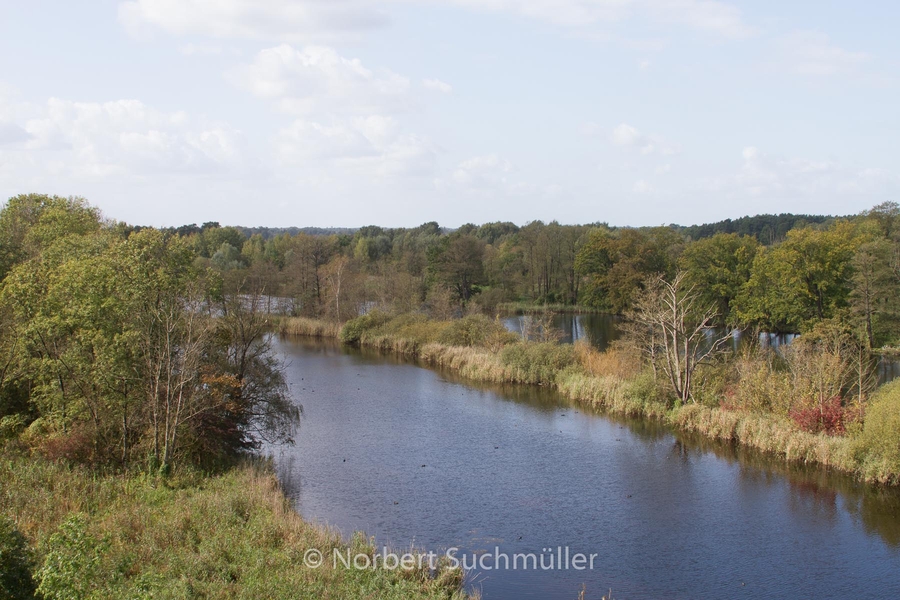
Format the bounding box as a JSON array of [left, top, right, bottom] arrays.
[[272, 336, 900, 600]]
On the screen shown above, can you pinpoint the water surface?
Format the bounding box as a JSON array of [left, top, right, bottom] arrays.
[[273, 337, 900, 600]]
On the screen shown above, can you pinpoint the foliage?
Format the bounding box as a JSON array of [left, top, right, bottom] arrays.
[[437, 314, 517, 349], [677, 213, 833, 244], [36, 515, 107, 600], [0, 515, 35, 600], [679, 232, 759, 324], [500, 342, 575, 385], [789, 396, 848, 436], [733, 222, 860, 332], [339, 311, 392, 344], [427, 233, 485, 302], [853, 380, 900, 484], [849, 239, 900, 348], [0, 199, 298, 470], [576, 226, 683, 313]]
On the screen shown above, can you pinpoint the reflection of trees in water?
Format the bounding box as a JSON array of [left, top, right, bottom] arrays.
[[787, 479, 838, 525], [672, 428, 900, 548], [846, 489, 900, 548]]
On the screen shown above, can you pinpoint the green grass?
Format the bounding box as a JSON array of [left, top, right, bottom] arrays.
[[0, 452, 473, 600]]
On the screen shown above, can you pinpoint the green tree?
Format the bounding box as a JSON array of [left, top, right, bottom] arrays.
[[734, 222, 859, 332], [428, 234, 485, 302], [0, 194, 102, 281], [576, 226, 683, 313], [679, 233, 759, 325], [850, 240, 899, 348]]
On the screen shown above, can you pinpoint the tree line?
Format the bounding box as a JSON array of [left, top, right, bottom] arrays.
[[143, 201, 900, 348]]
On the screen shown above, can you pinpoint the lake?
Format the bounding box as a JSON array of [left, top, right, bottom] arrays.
[[272, 336, 900, 599]]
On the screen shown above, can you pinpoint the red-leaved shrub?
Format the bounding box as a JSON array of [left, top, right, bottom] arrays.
[[789, 396, 847, 436]]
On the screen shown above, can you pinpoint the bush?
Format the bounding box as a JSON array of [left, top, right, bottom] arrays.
[[500, 342, 575, 385], [377, 313, 449, 345], [438, 314, 517, 349], [36, 514, 108, 600], [339, 311, 392, 344], [730, 350, 792, 414], [853, 380, 900, 484], [0, 516, 36, 600], [789, 396, 848, 436], [574, 341, 641, 379]]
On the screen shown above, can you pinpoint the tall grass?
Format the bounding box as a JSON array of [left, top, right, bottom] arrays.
[[277, 316, 343, 338], [0, 452, 473, 600]]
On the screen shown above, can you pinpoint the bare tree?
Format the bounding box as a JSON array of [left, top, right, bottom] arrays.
[[625, 271, 733, 403]]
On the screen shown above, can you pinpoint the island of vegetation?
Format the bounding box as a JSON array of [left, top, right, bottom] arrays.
[[3, 192, 900, 597]]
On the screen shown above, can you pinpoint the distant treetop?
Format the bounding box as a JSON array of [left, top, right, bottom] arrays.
[[673, 213, 837, 245]]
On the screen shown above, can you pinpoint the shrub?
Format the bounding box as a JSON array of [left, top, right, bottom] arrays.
[[339, 311, 392, 344], [500, 342, 575, 385], [438, 314, 517, 349], [0, 516, 36, 600], [853, 380, 900, 484], [789, 396, 848, 436], [730, 350, 792, 414], [376, 313, 449, 345], [574, 341, 640, 379], [36, 514, 108, 600]]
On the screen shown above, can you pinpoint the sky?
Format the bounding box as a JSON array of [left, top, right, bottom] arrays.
[[0, 1, 898, 228]]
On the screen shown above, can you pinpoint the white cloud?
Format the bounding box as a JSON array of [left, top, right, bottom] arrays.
[[702, 146, 899, 203], [422, 78, 453, 93], [632, 179, 653, 193], [275, 116, 436, 181], [0, 122, 31, 145], [229, 45, 412, 115], [0, 97, 246, 182], [440, 153, 564, 203], [772, 31, 869, 77], [119, 0, 753, 42], [178, 43, 242, 57], [649, 0, 753, 39], [119, 0, 389, 42], [610, 122, 680, 155], [638, 59, 651, 70], [443, 0, 752, 38], [452, 153, 513, 186]]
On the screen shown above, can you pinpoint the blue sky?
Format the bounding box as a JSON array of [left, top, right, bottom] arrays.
[[0, 0, 897, 228]]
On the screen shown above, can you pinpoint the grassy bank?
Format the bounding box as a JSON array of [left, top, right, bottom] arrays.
[[0, 452, 471, 600], [279, 314, 900, 486]]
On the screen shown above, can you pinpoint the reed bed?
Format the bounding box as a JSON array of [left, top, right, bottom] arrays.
[[276, 316, 343, 338]]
